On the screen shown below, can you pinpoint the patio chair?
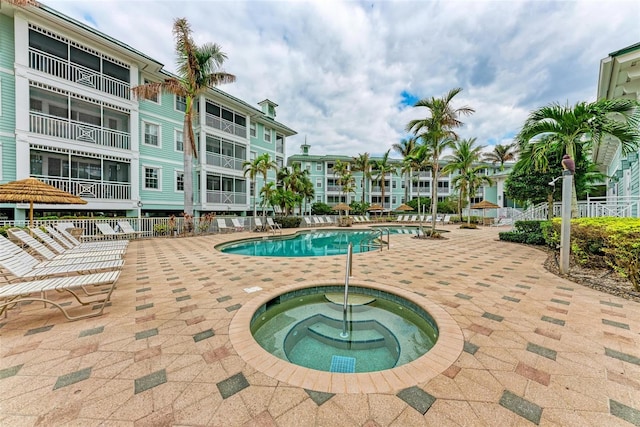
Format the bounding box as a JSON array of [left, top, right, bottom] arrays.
[[0, 235, 124, 279], [313, 217, 322, 226], [45, 226, 128, 251], [231, 218, 246, 231], [441, 215, 451, 225], [266, 217, 282, 234], [216, 218, 233, 233], [303, 217, 315, 228], [30, 228, 126, 257], [0, 269, 121, 321], [96, 223, 130, 240], [325, 216, 335, 225], [253, 217, 268, 232], [8, 229, 123, 265], [116, 220, 144, 238], [396, 215, 406, 222]]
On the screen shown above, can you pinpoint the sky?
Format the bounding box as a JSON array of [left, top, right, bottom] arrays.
[[44, 0, 640, 159]]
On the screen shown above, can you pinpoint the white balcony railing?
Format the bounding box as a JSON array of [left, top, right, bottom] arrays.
[[326, 185, 343, 192], [30, 112, 130, 150], [204, 152, 244, 171], [29, 48, 131, 100], [35, 176, 131, 200], [206, 191, 246, 205], [205, 114, 247, 138]]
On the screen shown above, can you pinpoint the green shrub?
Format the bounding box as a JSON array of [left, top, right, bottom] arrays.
[[276, 216, 301, 229], [498, 220, 547, 245], [311, 202, 334, 215]]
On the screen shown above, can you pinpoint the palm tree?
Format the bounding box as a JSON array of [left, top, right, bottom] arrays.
[[452, 166, 493, 225], [333, 160, 351, 204], [132, 18, 235, 216], [393, 137, 417, 203], [300, 176, 315, 217], [407, 88, 475, 235], [483, 143, 517, 170], [352, 153, 372, 203], [444, 138, 485, 218], [243, 153, 276, 218], [260, 182, 277, 215], [517, 98, 640, 216], [372, 150, 395, 212]]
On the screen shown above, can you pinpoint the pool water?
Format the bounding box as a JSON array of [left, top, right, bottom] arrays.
[[218, 229, 381, 257], [251, 288, 438, 373]]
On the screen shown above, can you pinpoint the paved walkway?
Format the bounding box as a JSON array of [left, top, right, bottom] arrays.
[[1, 225, 639, 426]]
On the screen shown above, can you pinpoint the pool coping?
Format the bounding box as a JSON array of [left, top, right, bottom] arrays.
[[229, 279, 464, 394]]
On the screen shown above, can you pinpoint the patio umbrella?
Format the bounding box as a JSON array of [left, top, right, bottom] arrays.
[[470, 200, 500, 225], [394, 203, 414, 211], [0, 177, 87, 227], [367, 204, 384, 211]]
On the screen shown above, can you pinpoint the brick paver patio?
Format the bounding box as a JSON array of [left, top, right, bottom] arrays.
[[1, 225, 639, 426]]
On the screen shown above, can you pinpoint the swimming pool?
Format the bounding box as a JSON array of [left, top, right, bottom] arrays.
[[217, 229, 381, 257]]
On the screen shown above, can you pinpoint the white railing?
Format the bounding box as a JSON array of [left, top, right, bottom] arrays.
[[30, 112, 130, 150], [205, 114, 247, 138], [206, 191, 246, 204], [204, 152, 243, 171], [29, 48, 130, 99], [514, 196, 640, 221], [35, 176, 131, 200], [326, 185, 343, 192]]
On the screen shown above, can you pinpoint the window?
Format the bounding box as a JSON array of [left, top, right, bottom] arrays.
[[175, 95, 187, 112], [276, 157, 283, 169], [316, 179, 322, 188], [176, 171, 184, 191], [250, 151, 256, 161], [175, 130, 184, 152], [144, 79, 159, 103], [306, 164, 311, 171], [144, 167, 160, 189], [250, 123, 256, 137], [264, 127, 271, 142], [144, 122, 159, 146], [316, 163, 322, 171]]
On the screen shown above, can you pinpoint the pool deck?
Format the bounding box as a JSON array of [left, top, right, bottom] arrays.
[[1, 224, 640, 426]]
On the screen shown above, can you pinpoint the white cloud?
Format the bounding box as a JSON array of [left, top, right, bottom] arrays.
[[45, 0, 640, 159]]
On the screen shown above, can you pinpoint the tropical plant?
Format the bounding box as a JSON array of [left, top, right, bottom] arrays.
[[516, 98, 640, 216], [299, 173, 315, 216], [371, 150, 395, 212], [243, 153, 277, 218], [482, 143, 517, 170], [443, 138, 485, 219], [259, 182, 277, 215], [393, 137, 417, 202], [132, 18, 235, 216], [404, 144, 430, 221], [406, 88, 475, 235], [452, 166, 493, 225], [352, 153, 372, 203]]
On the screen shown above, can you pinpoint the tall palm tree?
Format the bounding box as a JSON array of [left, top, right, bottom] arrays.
[[243, 153, 276, 218], [405, 146, 430, 228], [482, 143, 517, 170], [352, 153, 372, 203], [132, 18, 235, 216], [300, 176, 315, 217], [407, 88, 475, 235], [443, 138, 485, 218], [372, 150, 395, 211], [517, 98, 640, 216], [333, 160, 351, 204], [392, 137, 417, 203], [260, 182, 277, 215], [452, 166, 493, 225]]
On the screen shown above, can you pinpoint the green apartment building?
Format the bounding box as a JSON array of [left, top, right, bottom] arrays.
[[0, 2, 295, 221]]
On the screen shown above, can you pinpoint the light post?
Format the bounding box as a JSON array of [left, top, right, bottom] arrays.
[[137, 200, 143, 220], [559, 170, 573, 274]]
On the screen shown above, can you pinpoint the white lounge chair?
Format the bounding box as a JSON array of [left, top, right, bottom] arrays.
[[116, 220, 144, 238], [216, 218, 233, 233], [266, 217, 282, 234], [231, 218, 246, 231], [441, 215, 451, 225], [8, 229, 123, 265], [0, 269, 120, 321], [303, 217, 315, 228], [45, 226, 128, 251], [96, 223, 130, 240], [324, 216, 335, 225], [253, 218, 267, 232], [30, 228, 126, 257], [0, 235, 123, 279]]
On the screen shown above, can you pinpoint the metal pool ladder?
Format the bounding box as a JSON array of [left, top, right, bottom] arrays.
[[359, 228, 390, 252], [341, 242, 353, 338]]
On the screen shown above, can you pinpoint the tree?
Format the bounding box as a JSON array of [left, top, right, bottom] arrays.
[[443, 138, 485, 219], [516, 98, 640, 216], [405, 144, 430, 222], [452, 166, 493, 225], [300, 176, 315, 217], [482, 143, 517, 170], [132, 18, 235, 216], [406, 88, 474, 235], [243, 153, 276, 218], [352, 153, 372, 203], [372, 150, 395, 211], [392, 137, 417, 202], [260, 182, 277, 214]]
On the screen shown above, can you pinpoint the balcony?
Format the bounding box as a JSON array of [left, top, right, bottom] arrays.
[[35, 176, 131, 200], [326, 185, 343, 192], [29, 48, 130, 100], [30, 112, 130, 150], [204, 152, 243, 171], [206, 191, 246, 205], [205, 114, 247, 138]]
